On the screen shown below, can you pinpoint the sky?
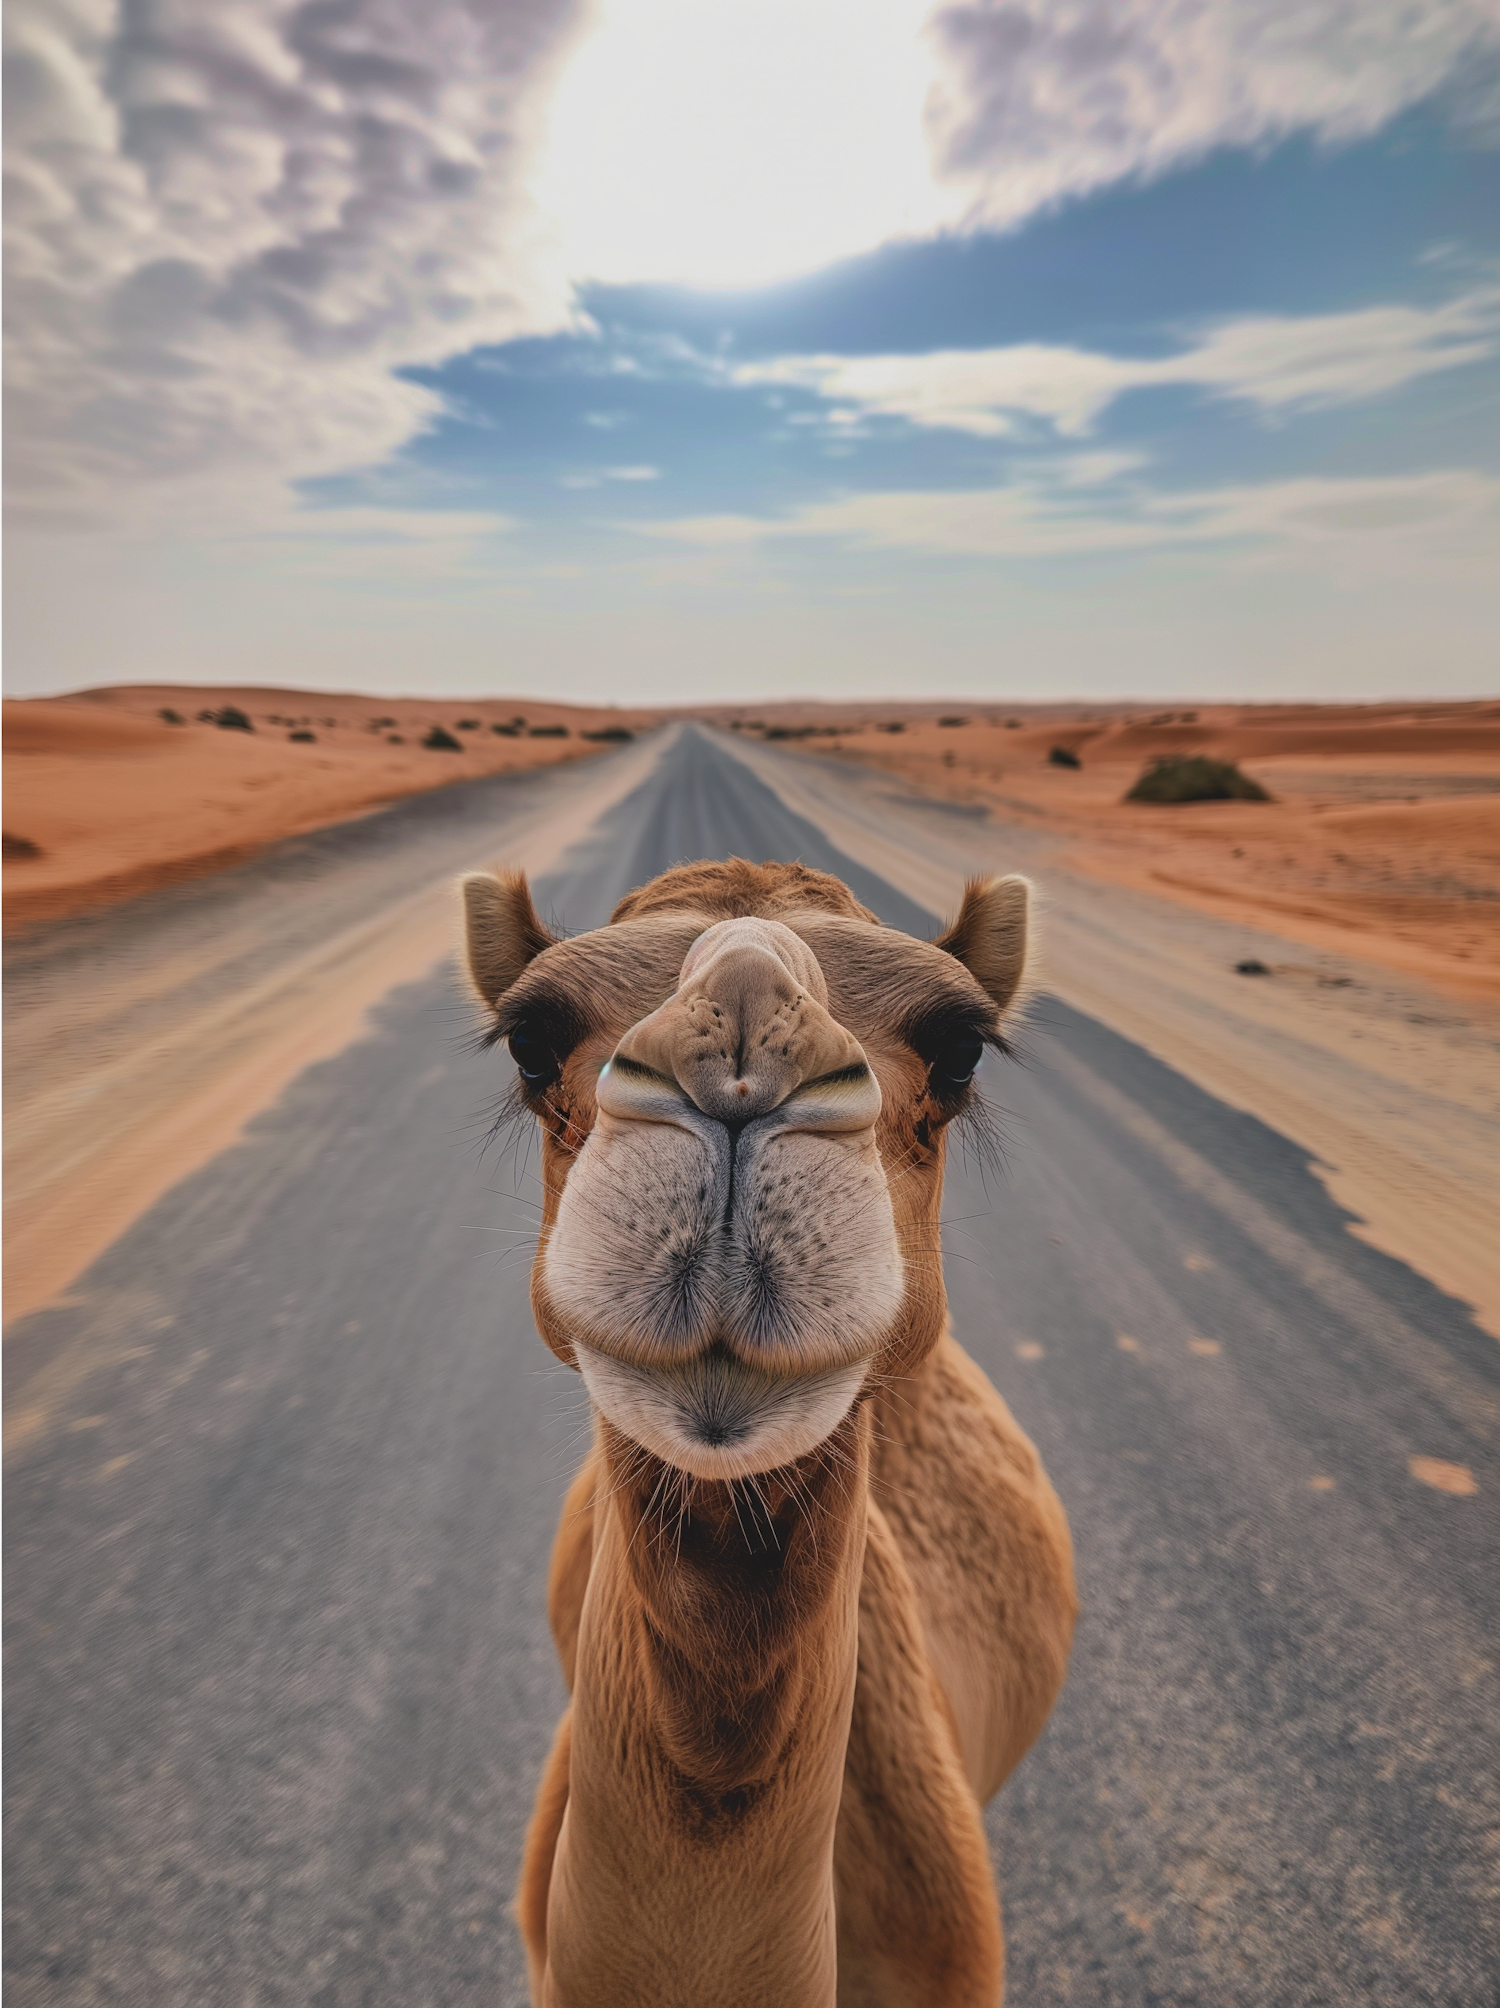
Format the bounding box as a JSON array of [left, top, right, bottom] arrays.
[[5, 0, 1499, 703]]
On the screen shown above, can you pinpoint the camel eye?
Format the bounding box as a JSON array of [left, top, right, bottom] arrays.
[[507, 1021, 558, 1090], [930, 1031, 984, 1091]]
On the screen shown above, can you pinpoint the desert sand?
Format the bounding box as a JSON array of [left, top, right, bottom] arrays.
[[3, 683, 651, 930], [720, 726, 1500, 1339], [5, 701, 1497, 1346], [2, 733, 664, 1358], [10, 690, 1497, 998], [709, 701, 1500, 1004]]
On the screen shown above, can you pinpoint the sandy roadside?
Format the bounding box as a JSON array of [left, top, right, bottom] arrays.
[[3, 735, 666, 1360], [698, 700, 1500, 1006], [7, 687, 1497, 1348], [722, 731, 1500, 1342], [3, 683, 652, 930]]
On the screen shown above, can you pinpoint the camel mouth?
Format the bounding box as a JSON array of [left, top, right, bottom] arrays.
[[542, 1099, 904, 1377], [575, 1340, 866, 1480]]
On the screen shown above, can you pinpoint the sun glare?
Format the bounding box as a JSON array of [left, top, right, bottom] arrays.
[[533, 0, 949, 290]]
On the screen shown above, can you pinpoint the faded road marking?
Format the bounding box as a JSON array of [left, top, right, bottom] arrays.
[[1408, 1456, 1478, 1496]]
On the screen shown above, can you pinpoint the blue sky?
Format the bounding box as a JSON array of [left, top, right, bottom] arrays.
[[7, 1, 1499, 701]]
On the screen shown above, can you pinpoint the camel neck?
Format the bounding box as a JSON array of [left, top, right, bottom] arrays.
[[545, 1412, 870, 2008]]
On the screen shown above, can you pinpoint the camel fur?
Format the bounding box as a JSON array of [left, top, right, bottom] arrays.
[[463, 858, 1076, 2006]]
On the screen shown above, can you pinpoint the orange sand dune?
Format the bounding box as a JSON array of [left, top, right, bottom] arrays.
[[4, 683, 651, 929], [8, 687, 1498, 997], [733, 700, 1500, 1003]]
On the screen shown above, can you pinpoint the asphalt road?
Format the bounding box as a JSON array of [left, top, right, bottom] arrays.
[[6, 726, 1498, 2006]]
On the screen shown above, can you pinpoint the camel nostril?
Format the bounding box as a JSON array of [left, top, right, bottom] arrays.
[[736, 1081, 749, 1097]]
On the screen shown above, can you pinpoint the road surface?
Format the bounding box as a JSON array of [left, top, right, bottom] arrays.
[[6, 726, 1497, 2005]]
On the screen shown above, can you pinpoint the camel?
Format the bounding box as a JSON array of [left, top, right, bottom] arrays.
[[462, 856, 1076, 2007]]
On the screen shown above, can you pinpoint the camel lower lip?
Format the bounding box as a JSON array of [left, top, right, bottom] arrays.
[[575, 1341, 867, 1479]]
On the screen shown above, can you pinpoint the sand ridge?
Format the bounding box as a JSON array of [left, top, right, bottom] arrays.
[[699, 700, 1500, 1004], [3, 683, 653, 930], [10, 689, 1496, 998]]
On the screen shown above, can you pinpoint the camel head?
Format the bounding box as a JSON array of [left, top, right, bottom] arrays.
[[464, 859, 1030, 1481]]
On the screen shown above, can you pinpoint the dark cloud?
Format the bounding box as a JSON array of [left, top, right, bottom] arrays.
[[927, 0, 1500, 223], [5, 0, 587, 522]]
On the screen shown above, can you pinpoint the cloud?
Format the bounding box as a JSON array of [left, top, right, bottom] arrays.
[[735, 290, 1500, 436], [635, 463, 1500, 563], [3, 0, 587, 527], [7, 0, 1498, 528], [558, 463, 662, 487], [927, 0, 1500, 228]]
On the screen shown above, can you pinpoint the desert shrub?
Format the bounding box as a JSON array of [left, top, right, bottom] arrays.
[[938, 716, 968, 728], [423, 725, 464, 751], [387, 734, 405, 745], [4, 831, 43, 860], [491, 722, 522, 736], [1126, 756, 1271, 804], [159, 707, 185, 725], [529, 724, 568, 737], [878, 721, 905, 734], [289, 730, 316, 742], [583, 726, 634, 742], [1048, 745, 1081, 769], [1005, 718, 1021, 728], [210, 705, 254, 732], [456, 719, 480, 731]]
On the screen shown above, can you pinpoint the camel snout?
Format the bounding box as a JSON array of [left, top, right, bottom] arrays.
[[608, 916, 873, 1131]]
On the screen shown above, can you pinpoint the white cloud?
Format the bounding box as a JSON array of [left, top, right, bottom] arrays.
[[736, 290, 1500, 436], [6, 0, 1498, 528], [927, 0, 1500, 229], [635, 464, 1500, 563], [3, 0, 587, 528], [558, 463, 662, 487]]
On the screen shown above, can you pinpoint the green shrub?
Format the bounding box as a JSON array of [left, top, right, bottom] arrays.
[[582, 726, 634, 742], [1126, 755, 1271, 804], [201, 705, 253, 732], [423, 725, 464, 751]]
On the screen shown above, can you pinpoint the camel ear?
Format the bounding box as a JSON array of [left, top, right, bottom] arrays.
[[461, 870, 555, 1008], [935, 874, 1031, 1016]]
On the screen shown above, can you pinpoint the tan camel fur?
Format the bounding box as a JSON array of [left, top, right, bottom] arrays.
[[462, 858, 1076, 2007]]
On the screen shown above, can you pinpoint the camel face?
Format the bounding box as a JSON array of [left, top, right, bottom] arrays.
[[546, 914, 903, 1477], [464, 859, 1031, 1481]]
